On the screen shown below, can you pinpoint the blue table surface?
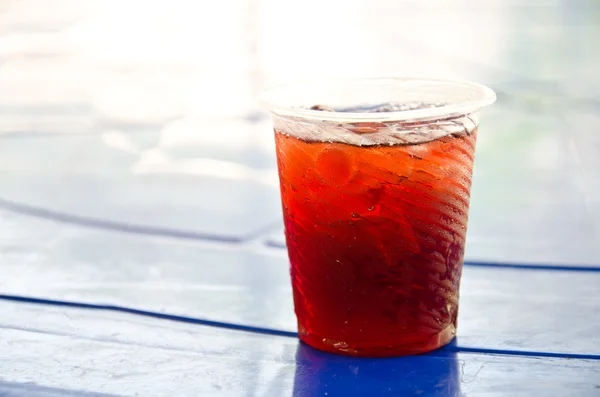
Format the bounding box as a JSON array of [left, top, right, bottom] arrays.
[[2, 301, 600, 397], [1, 0, 600, 396]]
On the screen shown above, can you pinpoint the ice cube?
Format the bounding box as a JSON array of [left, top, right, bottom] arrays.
[[316, 147, 355, 185], [406, 142, 431, 160]]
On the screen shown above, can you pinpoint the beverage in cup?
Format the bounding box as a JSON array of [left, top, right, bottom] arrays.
[[263, 78, 495, 357]]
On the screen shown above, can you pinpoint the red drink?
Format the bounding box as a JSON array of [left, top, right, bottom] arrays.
[[275, 124, 476, 356], [264, 78, 495, 357]]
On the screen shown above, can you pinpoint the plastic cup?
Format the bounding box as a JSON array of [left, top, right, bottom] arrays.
[[262, 78, 495, 357]]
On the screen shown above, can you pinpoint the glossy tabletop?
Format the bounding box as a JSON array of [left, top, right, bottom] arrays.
[[1, 0, 600, 396]]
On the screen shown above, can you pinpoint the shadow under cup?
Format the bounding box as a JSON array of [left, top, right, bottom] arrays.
[[263, 78, 496, 357], [292, 343, 461, 396]]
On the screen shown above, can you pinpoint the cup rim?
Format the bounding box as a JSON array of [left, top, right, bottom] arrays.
[[261, 77, 496, 122]]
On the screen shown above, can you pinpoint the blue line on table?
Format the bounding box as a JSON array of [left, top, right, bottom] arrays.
[[0, 197, 243, 243], [266, 241, 600, 272], [444, 346, 600, 361], [0, 197, 281, 244], [0, 294, 294, 338], [1, 294, 599, 361], [463, 261, 600, 273], [2, 197, 600, 273], [265, 240, 600, 272]]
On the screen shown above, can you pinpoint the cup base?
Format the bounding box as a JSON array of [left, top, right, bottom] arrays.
[[298, 323, 457, 358]]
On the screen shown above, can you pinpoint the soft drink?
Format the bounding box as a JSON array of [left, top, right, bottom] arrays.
[[264, 78, 495, 356]]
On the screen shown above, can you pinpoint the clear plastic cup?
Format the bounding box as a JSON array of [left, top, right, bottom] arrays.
[[263, 78, 495, 357]]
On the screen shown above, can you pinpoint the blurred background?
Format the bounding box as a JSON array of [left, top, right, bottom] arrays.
[[0, 0, 599, 283], [2, 2, 600, 394]]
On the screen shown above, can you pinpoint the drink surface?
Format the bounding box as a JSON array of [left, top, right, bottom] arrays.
[[275, 125, 477, 356]]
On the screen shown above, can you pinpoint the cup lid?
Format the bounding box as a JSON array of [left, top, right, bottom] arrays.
[[261, 77, 496, 122]]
